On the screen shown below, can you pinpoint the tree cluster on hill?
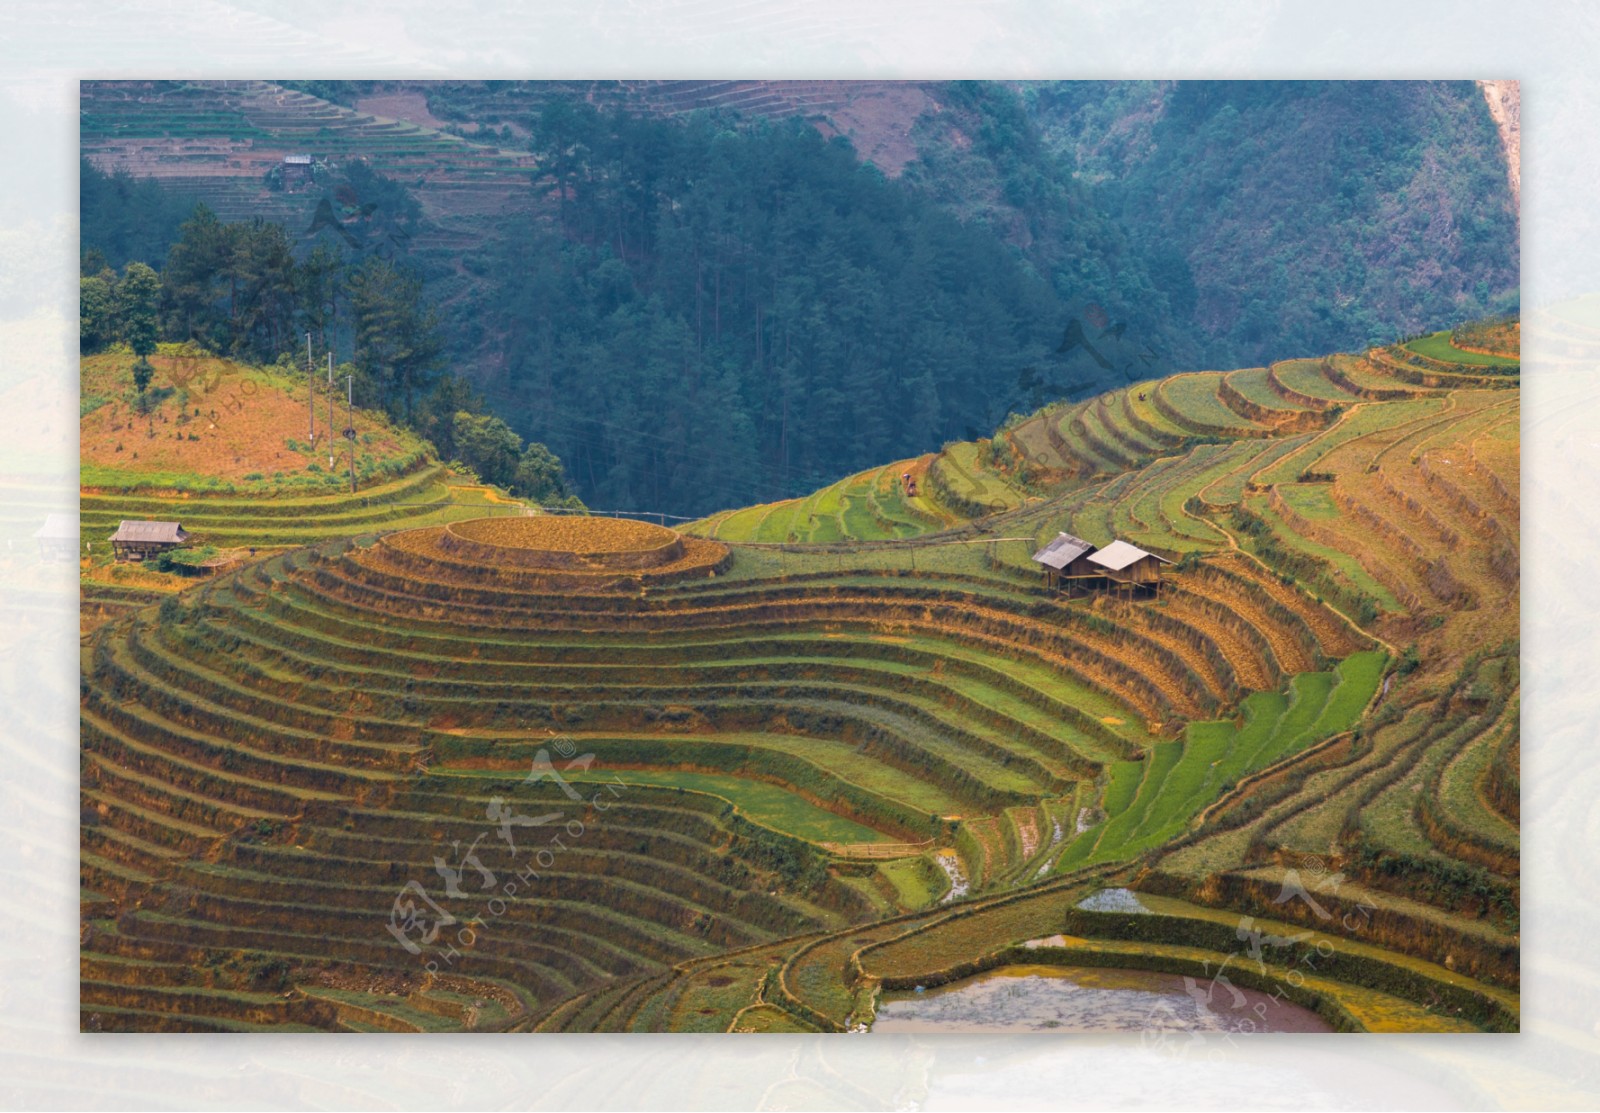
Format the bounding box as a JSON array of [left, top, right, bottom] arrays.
[[78, 158, 199, 273], [274, 79, 378, 108], [904, 81, 1186, 346], [83, 203, 443, 412], [472, 105, 1148, 515], [79, 169, 576, 507], [443, 410, 580, 506]]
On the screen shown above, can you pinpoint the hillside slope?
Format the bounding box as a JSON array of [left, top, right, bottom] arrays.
[[82, 80, 1517, 518], [1024, 81, 1519, 362], [79, 346, 528, 631], [80, 326, 1517, 1032]]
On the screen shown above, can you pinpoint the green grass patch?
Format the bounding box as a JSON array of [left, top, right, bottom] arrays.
[[1199, 435, 1312, 506], [1227, 367, 1313, 412], [1062, 651, 1383, 868], [1277, 483, 1341, 520], [1246, 494, 1404, 612], [708, 503, 769, 541], [1405, 332, 1519, 367], [1272, 359, 1359, 403], [561, 768, 892, 845], [1087, 742, 1181, 862], [1160, 372, 1265, 430], [879, 855, 947, 910]]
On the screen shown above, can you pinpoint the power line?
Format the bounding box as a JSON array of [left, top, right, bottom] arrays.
[[512, 415, 828, 510], [357, 498, 699, 522], [531, 404, 819, 492], [486, 395, 851, 498]]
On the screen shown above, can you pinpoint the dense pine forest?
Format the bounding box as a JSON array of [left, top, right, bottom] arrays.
[[80, 80, 1517, 516]]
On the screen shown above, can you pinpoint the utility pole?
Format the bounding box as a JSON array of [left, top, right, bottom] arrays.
[[327, 352, 335, 468], [346, 373, 356, 494], [307, 332, 315, 443]]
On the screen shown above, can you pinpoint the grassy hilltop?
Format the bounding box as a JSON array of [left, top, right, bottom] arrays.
[[79, 321, 1518, 1032], [79, 346, 528, 631]]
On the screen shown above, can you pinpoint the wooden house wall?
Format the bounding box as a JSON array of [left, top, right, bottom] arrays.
[[1103, 556, 1163, 584], [1064, 554, 1103, 578]]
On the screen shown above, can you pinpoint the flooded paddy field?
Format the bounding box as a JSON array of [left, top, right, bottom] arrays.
[[871, 963, 1333, 1034]]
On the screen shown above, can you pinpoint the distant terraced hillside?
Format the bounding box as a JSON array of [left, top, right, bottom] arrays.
[[80, 323, 1517, 1032], [415, 80, 938, 177], [78, 80, 933, 248], [80, 80, 541, 232], [689, 326, 1518, 610]]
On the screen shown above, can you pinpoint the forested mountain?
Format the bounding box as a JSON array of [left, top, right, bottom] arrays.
[[79, 79, 1517, 516], [475, 108, 1131, 513], [1023, 80, 1519, 363]]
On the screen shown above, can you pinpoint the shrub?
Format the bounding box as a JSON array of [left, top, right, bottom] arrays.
[[1397, 644, 1421, 676]]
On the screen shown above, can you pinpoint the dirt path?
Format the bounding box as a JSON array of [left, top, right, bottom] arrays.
[[355, 91, 451, 132], [447, 482, 531, 508]]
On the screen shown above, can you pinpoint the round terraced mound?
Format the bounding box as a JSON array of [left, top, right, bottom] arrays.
[[385, 515, 731, 592], [442, 515, 686, 570]]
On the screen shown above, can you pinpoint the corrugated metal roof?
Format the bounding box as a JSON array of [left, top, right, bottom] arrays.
[[1087, 539, 1172, 571], [109, 520, 189, 544], [1031, 531, 1095, 570], [33, 513, 78, 541]]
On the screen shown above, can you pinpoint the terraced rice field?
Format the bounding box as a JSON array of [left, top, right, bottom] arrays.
[[81, 463, 517, 549], [1405, 330, 1520, 368], [77, 348, 545, 630], [78, 510, 1374, 1028], [1053, 652, 1387, 869], [78, 465, 525, 632], [82, 331, 1519, 1032], [81, 81, 541, 226]]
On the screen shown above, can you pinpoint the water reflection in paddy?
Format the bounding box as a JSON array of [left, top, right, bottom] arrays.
[[870, 964, 1333, 1034]]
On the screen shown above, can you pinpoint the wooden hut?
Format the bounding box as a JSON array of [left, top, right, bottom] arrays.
[[33, 513, 79, 563], [1086, 539, 1173, 595], [109, 520, 189, 562], [282, 153, 314, 190], [1031, 531, 1097, 590]]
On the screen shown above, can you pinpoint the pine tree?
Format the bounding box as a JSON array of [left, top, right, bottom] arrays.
[[159, 204, 231, 350], [349, 256, 441, 421]]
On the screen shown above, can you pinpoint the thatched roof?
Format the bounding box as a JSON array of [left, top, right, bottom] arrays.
[[1087, 540, 1172, 572], [109, 520, 189, 544], [1031, 531, 1095, 570]]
